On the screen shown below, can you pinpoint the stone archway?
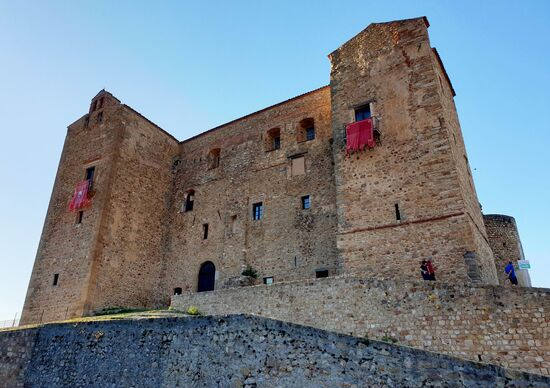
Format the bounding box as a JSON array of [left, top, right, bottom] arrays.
[[197, 261, 215, 292]]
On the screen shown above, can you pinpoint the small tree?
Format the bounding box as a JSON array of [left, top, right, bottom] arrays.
[[241, 266, 258, 279]]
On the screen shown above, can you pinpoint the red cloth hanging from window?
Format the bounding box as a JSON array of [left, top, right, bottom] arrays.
[[69, 180, 91, 212], [346, 118, 374, 155]]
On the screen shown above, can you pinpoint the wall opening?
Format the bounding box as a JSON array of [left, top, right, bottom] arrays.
[[198, 261, 216, 292], [395, 204, 401, 221], [263, 276, 274, 285], [76, 211, 84, 224], [173, 287, 182, 295], [184, 190, 195, 212], [266, 128, 281, 151], [203, 223, 209, 240], [355, 103, 371, 122], [53, 273, 59, 286], [316, 270, 329, 278], [301, 195, 311, 210], [85, 166, 95, 190], [297, 118, 315, 142], [208, 148, 221, 169], [253, 202, 263, 220]]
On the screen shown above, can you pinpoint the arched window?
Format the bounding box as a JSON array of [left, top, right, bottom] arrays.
[[184, 189, 195, 212], [208, 148, 221, 169], [197, 261, 216, 292], [298, 118, 315, 142], [266, 128, 281, 151]]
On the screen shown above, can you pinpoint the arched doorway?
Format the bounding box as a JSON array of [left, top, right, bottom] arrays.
[[197, 261, 215, 292]]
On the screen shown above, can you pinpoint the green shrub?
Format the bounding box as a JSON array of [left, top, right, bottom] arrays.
[[241, 266, 258, 278], [186, 306, 200, 316], [381, 333, 398, 344]]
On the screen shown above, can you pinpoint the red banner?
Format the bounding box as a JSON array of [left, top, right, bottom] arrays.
[[69, 180, 91, 212], [346, 118, 374, 155]]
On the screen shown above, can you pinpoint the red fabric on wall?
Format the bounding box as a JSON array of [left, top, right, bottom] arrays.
[[69, 180, 91, 212], [346, 118, 374, 155]]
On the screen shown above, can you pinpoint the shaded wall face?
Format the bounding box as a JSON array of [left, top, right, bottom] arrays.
[[21, 96, 121, 324], [85, 107, 180, 312], [329, 19, 497, 284], [164, 88, 339, 295], [484, 215, 530, 286]]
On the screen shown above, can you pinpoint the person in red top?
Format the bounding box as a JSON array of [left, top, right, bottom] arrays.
[[426, 259, 437, 281]]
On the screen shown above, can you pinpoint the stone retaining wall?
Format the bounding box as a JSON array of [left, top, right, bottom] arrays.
[[172, 275, 550, 375], [1, 315, 549, 387]]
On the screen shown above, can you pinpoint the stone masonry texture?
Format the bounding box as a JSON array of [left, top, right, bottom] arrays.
[[172, 274, 550, 376], [1, 315, 549, 388], [20, 16, 514, 326]]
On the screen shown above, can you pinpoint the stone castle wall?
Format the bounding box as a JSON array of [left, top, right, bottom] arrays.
[[172, 274, 550, 376], [1, 315, 548, 388]]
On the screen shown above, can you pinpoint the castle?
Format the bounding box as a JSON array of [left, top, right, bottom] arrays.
[[21, 16, 531, 326]]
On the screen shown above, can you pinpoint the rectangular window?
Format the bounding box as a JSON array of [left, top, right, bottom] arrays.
[[273, 136, 281, 150], [301, 195, 311, 210], [355, 104, 371, 122], [85, 166, 95, 191], [263, 276, 273, 285], [77, 211, 84, 224], [203, 223, 209, 239], [252, 202, 263, 220], [291, 156, 305, 176], [306, 126, 315, 141], [53, 273, 59, 286], [173, 287, 182, 295], [96, 111, 103, 123], [316, 270, 329, 278]]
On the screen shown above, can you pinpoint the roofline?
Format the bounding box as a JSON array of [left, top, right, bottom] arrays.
[[122, 104, 179, 143], [178, 85, 330, 145], [329, 16, 429, 58], [432, 48, 456, 97]]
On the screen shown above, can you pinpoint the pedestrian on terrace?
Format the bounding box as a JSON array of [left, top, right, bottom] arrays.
[[420, 260, 430, 281], [426, 259, 436, 281]]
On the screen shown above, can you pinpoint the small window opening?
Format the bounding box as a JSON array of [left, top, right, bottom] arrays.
[[291, 156, 306, 176], [77, 211, 84, 224], [253, 202, 263, 220], [301, 195, 311, 210], [355, 104, 371, 122], [96, 111, 103, 123], [395, 204, 401, 221], [266, 128, 281, 151], [298, 118, 315, 142], [230, 215, 237, 233], [263, 277, 274, 285], [316, 270, 329, 278], [173, 287, 182, 295], [208, 148, 221, 169], [85, 166, 95, 191], [53, 273, 59, 286], [203, 223, 209, 240], [184, 190, 195, 212]]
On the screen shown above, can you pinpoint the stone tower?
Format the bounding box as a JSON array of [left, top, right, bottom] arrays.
[[329, 17, 498, 284]]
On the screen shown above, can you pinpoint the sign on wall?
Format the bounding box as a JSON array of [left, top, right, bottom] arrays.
[[517, 260, 531, 270]]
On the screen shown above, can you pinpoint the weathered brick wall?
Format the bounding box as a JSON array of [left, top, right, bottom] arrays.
[[0, 328, 36, 387], [1, 316, 548, 387], [329, 18, 498, 284], [163, 87, 339, 294], [484, 214, 530, 286], [172, 275, 550, 375], [21, 92, 124, 324]]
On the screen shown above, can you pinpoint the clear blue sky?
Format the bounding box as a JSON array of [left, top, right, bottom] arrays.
[[0, 1, 548, 320]]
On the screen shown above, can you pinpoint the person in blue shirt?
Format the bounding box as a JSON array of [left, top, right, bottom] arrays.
[[505, 261, 518, 285]]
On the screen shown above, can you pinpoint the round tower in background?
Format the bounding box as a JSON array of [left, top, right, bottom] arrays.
[[483, 214, 531, 287]]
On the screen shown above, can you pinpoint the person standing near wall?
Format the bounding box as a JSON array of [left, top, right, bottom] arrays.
[[426, 259, 437, 281], [505, 261, 518, 285]]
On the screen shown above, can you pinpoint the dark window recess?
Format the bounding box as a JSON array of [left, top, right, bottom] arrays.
[[96, 111, 103, 123], [77, 211, 84, 224], [273, 136, 281, 150], [203, 223, 209, 240], [355, 104, 371, 122], [198, 261, 216, 292], [395, 204, 401, 221], [85, 166, 95, 190], [306, 126, 315, 141], [184, 190, 195, 212], [208, 148, 221, 169], [301, 195, 311, 210], [173, 287, 182, 295], [253, 202, 263, 220], [263, 277, 274, 285], [53, 273, 59, 286], [316, 270, 329, 278]]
